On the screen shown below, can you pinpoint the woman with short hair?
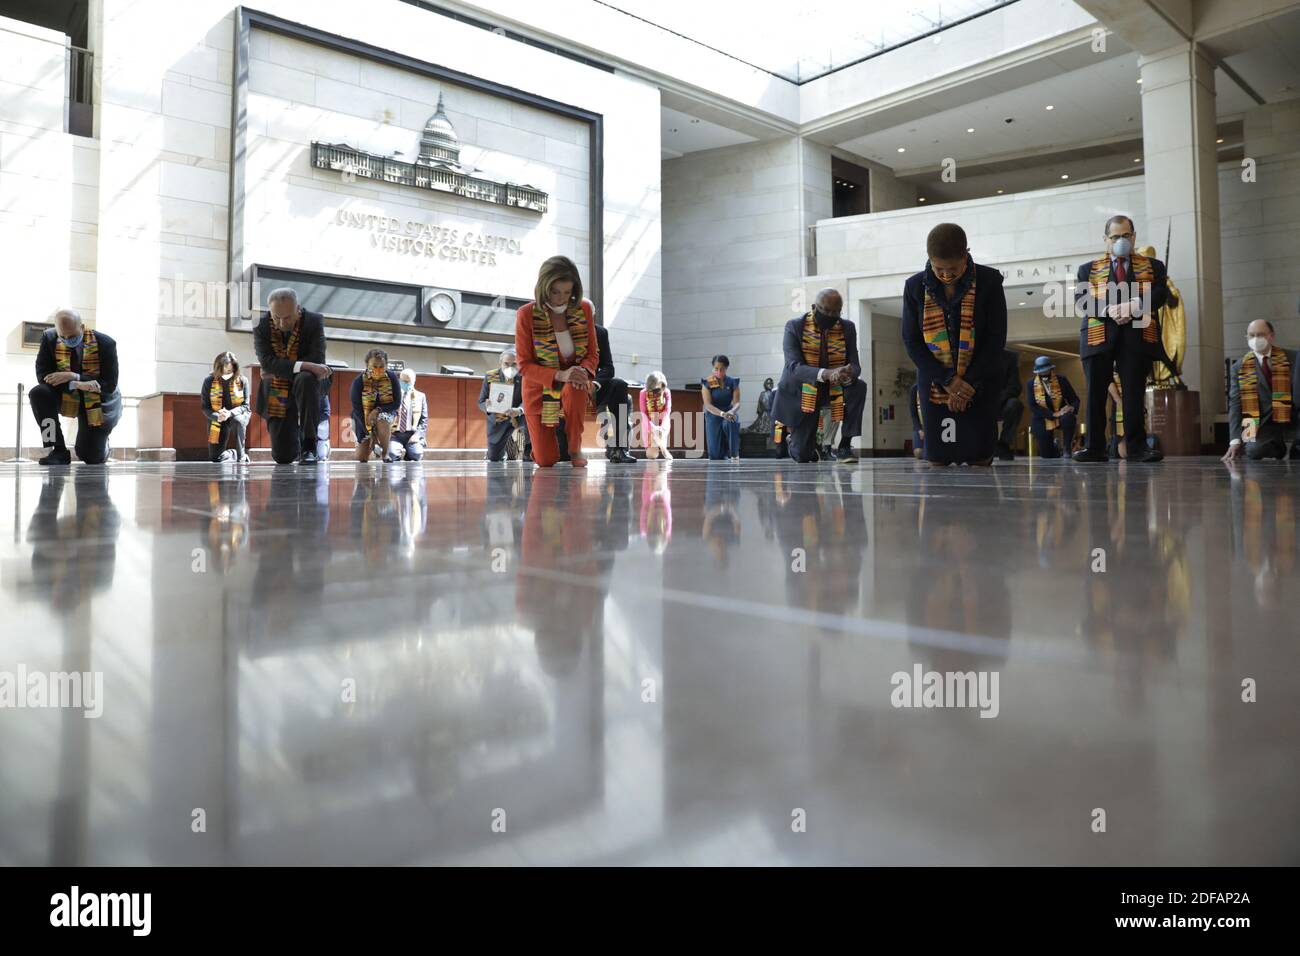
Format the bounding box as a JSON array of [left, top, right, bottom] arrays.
[[200, 351, 251, 462], [514, 256, 599, 468]]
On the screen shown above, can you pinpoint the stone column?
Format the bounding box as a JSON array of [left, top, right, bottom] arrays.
[[1138, 42, 1223, 445]]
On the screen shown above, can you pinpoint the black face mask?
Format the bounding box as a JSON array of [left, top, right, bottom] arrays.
[[814, 309, 838, 331]]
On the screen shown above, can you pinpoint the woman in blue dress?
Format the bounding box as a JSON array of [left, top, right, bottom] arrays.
[[701, 354, 741, 461]]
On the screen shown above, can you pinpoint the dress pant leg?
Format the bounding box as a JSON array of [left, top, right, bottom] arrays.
[[267, 411, 301, 464], [840, 379, 868, 444], [292, 371, 322, 457], [1117, 346, 1151, 457], [28, 383, 67, 451], [525, 412, 560, 466], [73, 413, 112, 464], [599, 379, 631, 450], [999, 399, 1024, 446], [559, 385, 589, 457], [1082, 353, 1115, 453], [786, 414, 820, 463]]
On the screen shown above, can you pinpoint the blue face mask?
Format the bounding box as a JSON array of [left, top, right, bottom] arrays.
[[60, 334, 83, 349]]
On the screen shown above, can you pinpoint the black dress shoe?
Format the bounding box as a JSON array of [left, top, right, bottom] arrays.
[[39, 449, 71, 466], [608, 448, 636, 464], [1132, 447, 1164, 463], [1072, 449, 1109, 463]]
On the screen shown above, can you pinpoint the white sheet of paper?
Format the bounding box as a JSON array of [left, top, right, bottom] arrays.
[[484, 382, 512, 414]]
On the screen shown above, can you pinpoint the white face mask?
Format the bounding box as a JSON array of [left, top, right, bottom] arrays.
[[503, 366, 517, 380], [1248, 336, 1270, 355], [547, 300, 569, 314], [221, 371, 234, 381]]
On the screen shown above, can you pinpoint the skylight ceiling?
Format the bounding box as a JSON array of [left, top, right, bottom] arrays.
[[597, 0, 1017, 82]]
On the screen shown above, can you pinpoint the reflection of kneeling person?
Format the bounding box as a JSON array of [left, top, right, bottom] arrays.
[[388, 367, 428, 461], [201, 351, 251, 462], [351, 348, 402, 462], [480, 349, 528, 461], [30, 308, 121, 465], [1027, 355, 1078, 459]]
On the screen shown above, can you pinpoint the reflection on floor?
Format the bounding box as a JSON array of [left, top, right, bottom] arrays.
[[1, 458, 1296, 865]]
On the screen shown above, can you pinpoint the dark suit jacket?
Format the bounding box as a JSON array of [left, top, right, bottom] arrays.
[[198, 374, 252, 425], [1228, 347, 1299, 443], [253, 309, 328, 415], [1027, 373, 1080, 428], [771, 315, 862, 433], [479, 369, 524, 445], [350, 369, 403, 440], [901, 262, 1008, 396], [35, 327, 122, 428], [1074, 255, 1170, 359]]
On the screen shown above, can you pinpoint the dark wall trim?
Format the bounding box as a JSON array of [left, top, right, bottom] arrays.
[[228, 6, 604, 339]]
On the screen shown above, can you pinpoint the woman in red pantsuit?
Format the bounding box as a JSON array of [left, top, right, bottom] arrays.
[[515, 256, 599, 467]]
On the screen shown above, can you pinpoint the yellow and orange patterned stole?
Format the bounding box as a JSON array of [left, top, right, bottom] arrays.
[[1112, 371, 1125, 437], [361, 369, 394, 423], [799, 310, 847, 422], [531, 302, 589, 427], [921, 275, 976, 405], [54, 329, 103, 426], [267, 321, 301, 419], [1086, 253, 1157, 347], [1033, 372, 1063, 431], [1239, 350, 1292, 429], [208, 375, 245, 443]]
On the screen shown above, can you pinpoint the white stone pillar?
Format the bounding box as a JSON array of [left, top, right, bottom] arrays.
[[1138, 42, 1223, 444]]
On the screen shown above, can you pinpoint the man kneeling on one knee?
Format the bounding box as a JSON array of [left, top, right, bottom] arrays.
[[30, 307, 121, 465], [1223, 319, 1298, 462]]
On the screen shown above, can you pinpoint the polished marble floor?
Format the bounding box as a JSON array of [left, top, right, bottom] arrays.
[[0, 456, 1296, 865]]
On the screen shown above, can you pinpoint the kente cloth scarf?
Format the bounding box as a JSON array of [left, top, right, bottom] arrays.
[[267, 321, 301, 419], [1033, 372, 1063, 431], [208, 375, 245, 443], [1239, 350, 1292, 427], [921, 273, 977, 406], [531, 302, 588, 427], [361, 369, 394, 423], [799, 311, 847, 422], [1086, 253, 1157, 347], [55, 330, 102, 426], [1112, 372, 1125, 437]]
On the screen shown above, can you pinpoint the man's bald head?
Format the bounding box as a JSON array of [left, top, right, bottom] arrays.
[[815, 288, 842, 317]]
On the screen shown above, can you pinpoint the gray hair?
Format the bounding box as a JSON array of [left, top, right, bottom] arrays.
[[267, 287, 299, 308], [815, 288, 842, 308]]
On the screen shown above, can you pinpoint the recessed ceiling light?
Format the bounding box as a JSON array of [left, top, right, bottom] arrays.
[[897, 147, 906, 153], [966, 127, 975, 133], [1060, 174, 1069, 180], [1045, 104, 1054, 110]]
